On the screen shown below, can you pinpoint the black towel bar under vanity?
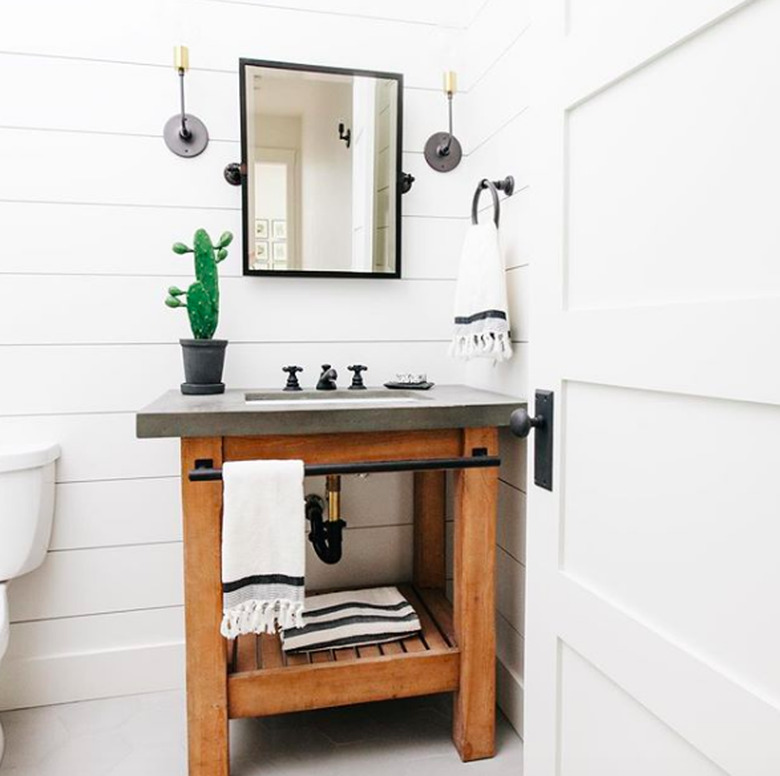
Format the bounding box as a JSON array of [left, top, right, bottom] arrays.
[[189, 449, 501, 481]]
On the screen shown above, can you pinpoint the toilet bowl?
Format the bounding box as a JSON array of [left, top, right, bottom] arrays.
[[0, 442, 60, 765]]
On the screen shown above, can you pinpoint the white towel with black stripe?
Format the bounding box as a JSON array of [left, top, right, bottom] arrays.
[[449, 220, 512, 362], [220, 459, 306, 639], [280, 586, 421, 653]]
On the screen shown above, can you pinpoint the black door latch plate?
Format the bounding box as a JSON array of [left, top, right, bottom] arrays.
[[534, 390, 554, 491]]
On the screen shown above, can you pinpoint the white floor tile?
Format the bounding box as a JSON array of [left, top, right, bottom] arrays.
[[0, 691, 523, 776]]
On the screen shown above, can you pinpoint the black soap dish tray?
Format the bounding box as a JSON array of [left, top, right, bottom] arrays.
[[384, 381, 435, 390]]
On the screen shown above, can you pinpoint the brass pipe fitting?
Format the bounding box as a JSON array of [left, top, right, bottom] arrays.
[[326, 475, 341, 522]]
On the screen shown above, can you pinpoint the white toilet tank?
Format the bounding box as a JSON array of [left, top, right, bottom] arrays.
[[0, 443, 60, 581]]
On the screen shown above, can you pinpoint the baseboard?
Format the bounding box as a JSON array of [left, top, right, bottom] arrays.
[[497, 656, 524, 737], [0, 641, 185, 711]]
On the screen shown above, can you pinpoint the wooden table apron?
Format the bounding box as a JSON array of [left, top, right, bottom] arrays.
[[179, 427, 499, 776]]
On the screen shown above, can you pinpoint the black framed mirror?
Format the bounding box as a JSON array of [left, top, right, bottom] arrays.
[[239, 59, 403, 278]]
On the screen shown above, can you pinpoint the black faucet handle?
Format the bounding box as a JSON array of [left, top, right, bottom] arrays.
[[347, 364, 368, 390], [282, 365, 303, 391]]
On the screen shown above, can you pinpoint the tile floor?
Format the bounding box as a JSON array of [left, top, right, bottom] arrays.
[[0, 691, 523, 775]]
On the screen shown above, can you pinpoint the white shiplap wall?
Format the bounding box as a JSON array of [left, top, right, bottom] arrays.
[[0, 0, 532, 731], [0, 0, 489, 710], [459, 0, 534, 737]]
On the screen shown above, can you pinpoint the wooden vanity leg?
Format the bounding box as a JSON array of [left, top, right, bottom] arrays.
[[181, 438, 229, 776], [413, 471, 446, 590], [453, 427, 498, 761]]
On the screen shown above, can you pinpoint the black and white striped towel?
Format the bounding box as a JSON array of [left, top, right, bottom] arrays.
[[280, 586, 421, 654], [220, 459, 306, 639]]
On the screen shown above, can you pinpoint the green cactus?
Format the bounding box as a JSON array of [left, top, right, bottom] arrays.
[[165, 229, 233, 339]]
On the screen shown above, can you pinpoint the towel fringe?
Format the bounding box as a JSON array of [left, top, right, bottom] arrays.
[[449, 330, 513, 362], [221, 598, 305, 639]]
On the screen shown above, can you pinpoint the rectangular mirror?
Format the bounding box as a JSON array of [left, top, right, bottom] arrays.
[[240, 59, 403, 278]]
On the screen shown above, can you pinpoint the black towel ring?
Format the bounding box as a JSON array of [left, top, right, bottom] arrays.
[[471, 175, 515, 227]]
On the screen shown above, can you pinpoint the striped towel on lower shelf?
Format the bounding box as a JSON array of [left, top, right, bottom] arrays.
[[280, 586, 421, 654]]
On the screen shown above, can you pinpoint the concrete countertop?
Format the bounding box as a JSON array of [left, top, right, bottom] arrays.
[[136, 385, 526, 438]]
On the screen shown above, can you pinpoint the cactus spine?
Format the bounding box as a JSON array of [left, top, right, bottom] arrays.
[[165, 229, 233, 339]]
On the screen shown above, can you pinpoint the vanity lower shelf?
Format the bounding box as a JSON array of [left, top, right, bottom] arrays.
[[226, 586, 459, 719]]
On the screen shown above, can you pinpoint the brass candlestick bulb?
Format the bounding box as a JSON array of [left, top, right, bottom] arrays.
[[443, 70, 457, 95], [174, 45, 190, 72]]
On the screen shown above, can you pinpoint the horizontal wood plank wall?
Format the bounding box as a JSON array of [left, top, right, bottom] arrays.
[[0, 0, 475, 711], [455, 0, 534, 738]]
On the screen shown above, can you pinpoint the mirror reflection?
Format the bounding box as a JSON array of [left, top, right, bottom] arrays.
[[241, 61, 401, 277]]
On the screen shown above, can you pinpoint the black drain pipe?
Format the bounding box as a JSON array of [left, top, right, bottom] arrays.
[[305, 475, 346, 564]]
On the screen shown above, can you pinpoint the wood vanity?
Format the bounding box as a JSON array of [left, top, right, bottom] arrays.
[[137, 385, 524, 776]]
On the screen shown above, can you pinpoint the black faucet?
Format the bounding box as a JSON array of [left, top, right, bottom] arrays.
[[316, 364, 338, 391]]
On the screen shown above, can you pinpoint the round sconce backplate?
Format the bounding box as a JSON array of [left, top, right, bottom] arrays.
[[424, 132, 462, 172], [164, 114, 209, 158]]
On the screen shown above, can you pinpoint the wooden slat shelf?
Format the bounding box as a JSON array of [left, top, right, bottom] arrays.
[[226, 586, 459, 719]]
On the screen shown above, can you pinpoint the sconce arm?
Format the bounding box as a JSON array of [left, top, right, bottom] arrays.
[[178, 69, 191, 140], [438, 93, 454, 156]]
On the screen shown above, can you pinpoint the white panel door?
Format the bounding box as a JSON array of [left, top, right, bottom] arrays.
[[525, 1, 780, 774]]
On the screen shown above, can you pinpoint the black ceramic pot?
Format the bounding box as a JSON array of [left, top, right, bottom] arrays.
[[180, 339, 228, 395]]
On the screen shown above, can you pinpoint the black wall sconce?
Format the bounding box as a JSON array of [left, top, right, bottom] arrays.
[[164, 45, 209, 158], [338, 122, 351, 148], [424, 71, 462, 172]]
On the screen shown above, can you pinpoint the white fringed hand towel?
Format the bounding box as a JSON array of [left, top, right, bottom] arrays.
[[220, 459, 305, 639], [449, 221, 512, 362], [280, 586, 421, 654]]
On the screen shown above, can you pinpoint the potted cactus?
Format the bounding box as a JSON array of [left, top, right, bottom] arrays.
[[165, 228, 233, 395]]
